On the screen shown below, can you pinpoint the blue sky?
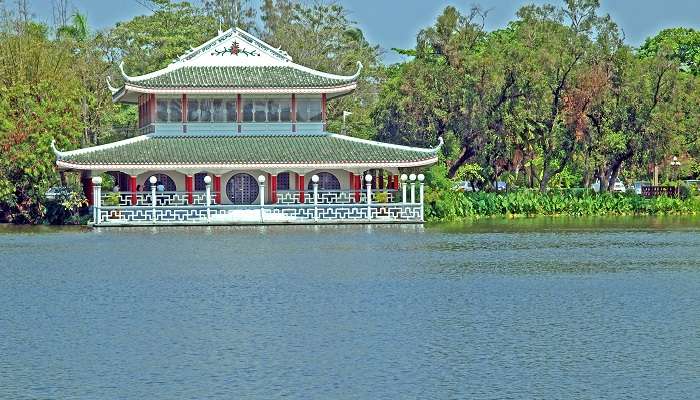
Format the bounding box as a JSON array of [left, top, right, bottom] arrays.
[[25, 0, 700, 63]]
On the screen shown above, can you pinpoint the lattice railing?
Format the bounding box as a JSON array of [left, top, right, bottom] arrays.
[[95, 203, 422, 225], [276, 190, 397, 205], [101, 191, 213, 207], [90, 181, 423, 226]]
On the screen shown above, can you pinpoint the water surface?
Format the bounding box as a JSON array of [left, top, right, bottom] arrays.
[[1, 217, 699, 399]]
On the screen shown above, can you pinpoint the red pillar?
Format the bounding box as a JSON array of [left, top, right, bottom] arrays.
[[392, 175, 399, 191], [379, 171, 385, 190], [185, 175, 194, 204], [354, 174, 361, 203], [291, 94, 297, 133], [214, 175, 222, 204], [237, 94, 242, 133], [130, 175, 137, 205], [297, 174, 305, 204], [182, 94, 188, 134], [270, 174, 278, 204], [321, 93, 327, 131], [82, 174, 93, 205], [149, 94, 156, 125]]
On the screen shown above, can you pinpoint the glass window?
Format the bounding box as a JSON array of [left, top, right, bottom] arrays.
[[297, 99, 322, 123], [226, 100, 237, 122], [157, 99, 182, 122], [200, 99, 212, 122], [241, 98, 292, 123], [212, 99, 225, 122], [188, 99, 200, 122], [277, 172, 290, 190], [156, 100, 168, 123], [168, 99, 182, 122], [254, 100, 266, 122], [242, 100, 254, 122]]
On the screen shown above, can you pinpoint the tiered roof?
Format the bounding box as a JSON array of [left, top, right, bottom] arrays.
[[53, 134, 441, 170], [109, 27, 361, 102]]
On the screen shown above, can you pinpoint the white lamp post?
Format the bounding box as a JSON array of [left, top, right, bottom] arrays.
[[365, 174, 373, 219], [409, 173, 417, 204], [311, 174, 320, 221], [203, 175, 212, 222], [401, 174, 408, 204], [258, 175, 266, 223], [91, 176, 102, 224], [417, 174, 425, 221], [149, 176, 157, 223]]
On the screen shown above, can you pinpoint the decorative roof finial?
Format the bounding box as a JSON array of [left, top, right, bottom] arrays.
[[435, 136, 444, 150], [106, 76, 119, 95], [118, 61, 134, 81], [50, 139, 65, 158], [350, 61, 364, 80]]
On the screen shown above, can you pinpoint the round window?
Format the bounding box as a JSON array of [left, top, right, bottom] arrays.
[[226, 173, 259, 205]]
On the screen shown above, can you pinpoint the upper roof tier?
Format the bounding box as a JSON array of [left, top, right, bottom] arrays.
[[109, 27, 362, 103]]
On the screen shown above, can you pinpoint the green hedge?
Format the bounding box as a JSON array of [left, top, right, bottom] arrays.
[[423, 166, 700, 221]]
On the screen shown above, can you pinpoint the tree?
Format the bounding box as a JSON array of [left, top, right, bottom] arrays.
[[202, 0, 256, 31], [639, 28, 700, 75]]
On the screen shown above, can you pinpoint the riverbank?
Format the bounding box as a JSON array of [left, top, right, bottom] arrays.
[[424, 189, 700, 222]]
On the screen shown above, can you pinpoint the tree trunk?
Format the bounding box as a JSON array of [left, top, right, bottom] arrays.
[[447, 146, 476, 178]]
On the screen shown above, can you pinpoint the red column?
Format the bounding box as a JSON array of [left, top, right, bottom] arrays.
[[149, 94, 156, 125], [270, 174, 278, 204], [82, 174, 93, 205], [392, 175, 399, 191], [291, 94, 297, 133], [379, 171, 385, 190], [297, 174, 305, 204], [237, 94, 242, 133], [185, 175, 194, 204], [354, 174, 361, 203], [130, 175, 137, 205], [321, 93, 327, 131], [182, 94, 188, 134], [214, 175, 222, 204]]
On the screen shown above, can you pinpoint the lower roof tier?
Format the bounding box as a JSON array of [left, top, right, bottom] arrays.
[[53, 134, 441, 171]]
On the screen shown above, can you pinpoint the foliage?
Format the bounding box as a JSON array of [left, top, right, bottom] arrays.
[[44, 188, 88, 225], [424, 183, 700, 222]]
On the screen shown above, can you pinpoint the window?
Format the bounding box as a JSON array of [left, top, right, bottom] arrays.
[[241, 98, 292, 123], [187, 98, 236, 123], [277, 172, 290, 190], [308, 172, 340, 191], [296, 99, 322, 123], [143, 173, 177, 191], [156, 99, 182, 123], [226, 173, 259, 204], [194, 173, 209, 191]]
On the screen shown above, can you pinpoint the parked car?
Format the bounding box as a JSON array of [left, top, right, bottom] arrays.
[[591, 178, 626, 193], [452, 181, 476, 192], [45, 186, 71, 201]]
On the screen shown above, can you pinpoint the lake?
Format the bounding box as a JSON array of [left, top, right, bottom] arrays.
[[1, 217, 699, 399]]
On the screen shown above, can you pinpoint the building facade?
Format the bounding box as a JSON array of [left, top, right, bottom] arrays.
[[53, 28, 440, 225]]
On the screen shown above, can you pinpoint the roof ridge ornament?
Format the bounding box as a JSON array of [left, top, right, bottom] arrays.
[[51, 139, 65, 159], [106, 76, 120, 95], [119, 61, 133, 81], [435, 136, 444, 150]]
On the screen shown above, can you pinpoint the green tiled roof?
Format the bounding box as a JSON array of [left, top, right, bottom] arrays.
[[126, 66, 357, 89], [57, 135, 438, 167]]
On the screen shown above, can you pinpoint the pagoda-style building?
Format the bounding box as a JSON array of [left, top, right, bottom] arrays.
[[53, 28, 439, 225]]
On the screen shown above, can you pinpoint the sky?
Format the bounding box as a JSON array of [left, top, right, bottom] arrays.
[[24, 0, 700, 63]]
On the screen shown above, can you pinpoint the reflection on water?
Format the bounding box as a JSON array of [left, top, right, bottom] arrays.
[[1, 217, 700, 399]]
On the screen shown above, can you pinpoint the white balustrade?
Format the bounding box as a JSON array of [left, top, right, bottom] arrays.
[[89, 179, 424, 226]]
